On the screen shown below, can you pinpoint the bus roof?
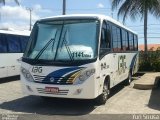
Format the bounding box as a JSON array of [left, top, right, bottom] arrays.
[[39, 14, 137, 35], [0, 29, 31, 36]]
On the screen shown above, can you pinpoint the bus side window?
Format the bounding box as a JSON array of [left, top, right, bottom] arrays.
[[100, 21, 110, 57], [129, 33, 134, 51], [20, 36, 29, 52], [134, 35, 138, 50], [106, 23, 111, 49], [0, 34, 7, 53], [122, 29, 129, 51], [112, 25, 121, 52], [7, 34, 21, 53]]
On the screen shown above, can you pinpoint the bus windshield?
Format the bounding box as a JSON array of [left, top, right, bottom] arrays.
[[24, 19, 99, 61]]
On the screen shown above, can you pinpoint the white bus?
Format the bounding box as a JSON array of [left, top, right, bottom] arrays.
[[0, 30, 30, 79], [20, 14, 139, 104]]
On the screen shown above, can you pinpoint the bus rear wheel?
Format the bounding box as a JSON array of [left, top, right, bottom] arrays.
[[125, 71, 132, 85], [95, 82, 110, 105]]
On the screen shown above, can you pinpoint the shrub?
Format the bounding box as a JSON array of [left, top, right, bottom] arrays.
[[139, 50, 160, 72], [139, 61, 153, 71], [152, 60, 160, 72]]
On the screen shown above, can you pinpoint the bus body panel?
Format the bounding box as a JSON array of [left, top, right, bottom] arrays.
[[0, 53, 23, 78], [94, 52, 138, 95]]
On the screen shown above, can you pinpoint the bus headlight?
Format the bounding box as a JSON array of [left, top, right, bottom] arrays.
[[21, 67, 34, 82], [74, 68, 95, 84]]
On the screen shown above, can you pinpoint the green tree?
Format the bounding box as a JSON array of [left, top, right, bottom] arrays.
[[112, 0, 160, 53], [0, 0, 19, 5]]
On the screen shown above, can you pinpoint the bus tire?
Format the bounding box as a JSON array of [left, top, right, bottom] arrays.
[[125, 71, 132, 85], [95, 81, 110, 105]]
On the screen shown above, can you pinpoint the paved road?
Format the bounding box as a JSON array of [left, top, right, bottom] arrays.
[[0, 78, 160, 119]]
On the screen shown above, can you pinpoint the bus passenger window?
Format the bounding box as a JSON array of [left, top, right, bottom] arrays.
[[112, 25, 121, 52], [20, 36, 29, 52], [122, 29, 129, 51], [7, 35, 21, 53], [0, 34, 7, 53], [134, 35, 138, 50], [129, 33, 134, 51]]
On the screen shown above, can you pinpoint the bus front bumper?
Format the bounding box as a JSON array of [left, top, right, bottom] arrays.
[[21, 76, 100, 99]]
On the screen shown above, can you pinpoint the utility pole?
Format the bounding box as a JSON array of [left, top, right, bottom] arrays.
[[26, 8, 33, 31], [63, 0, 66, 15]]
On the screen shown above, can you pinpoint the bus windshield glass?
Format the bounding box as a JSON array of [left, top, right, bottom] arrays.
[[24, 19, 99, 61]]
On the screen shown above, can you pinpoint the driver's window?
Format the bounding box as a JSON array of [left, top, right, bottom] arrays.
[[100, 21, 111, 56]]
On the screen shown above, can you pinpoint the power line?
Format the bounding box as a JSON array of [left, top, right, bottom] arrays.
[[138, 33, 160, 34], [127, 24, 160, 27], [42, 7, 112, 11], [139, 37, 160, 38]]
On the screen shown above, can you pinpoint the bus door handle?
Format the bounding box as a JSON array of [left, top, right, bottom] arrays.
[[11, 66, 15, 68], [0, 67, 5, 69]]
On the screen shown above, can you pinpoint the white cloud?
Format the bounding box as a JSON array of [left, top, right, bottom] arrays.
[[0, 5, 40, 21], [33, 4, 52, 14], [0, 5, 52, 31], [0, 22, 29, 30], [97, 3, 105, 8], [34, 4, 42, 11]]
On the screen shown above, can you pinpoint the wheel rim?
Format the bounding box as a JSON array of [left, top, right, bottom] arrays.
[[102, 83, 109, 100], [128, 73, 132, 83]]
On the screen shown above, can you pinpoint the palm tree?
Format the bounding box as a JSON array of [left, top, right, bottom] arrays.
[[0, 0, 19, 5], [112, 0, 160, 53]]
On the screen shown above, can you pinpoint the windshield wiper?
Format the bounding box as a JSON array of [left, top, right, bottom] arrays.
[[60, 29, 74, 61], [35, 30, 57, 59]]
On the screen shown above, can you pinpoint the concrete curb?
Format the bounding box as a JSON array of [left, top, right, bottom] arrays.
[[133, 73, 160, 90]]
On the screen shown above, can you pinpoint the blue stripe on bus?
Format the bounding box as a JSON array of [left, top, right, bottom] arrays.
[[130, 53, 138, 69], [43, 67, 82, 83]]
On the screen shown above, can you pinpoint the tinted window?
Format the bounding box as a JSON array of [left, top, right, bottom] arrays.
[[100, 21, 111, 56], [100, 22, 107, 55], [112, 25, 121, 51], [100, 28, 107, 49], [129, 33, 134, 50], [134, 35, 138, 50], [7, 34, 22, 53], [122, 29, 129, 51], [0, 34, 7, 53], [106, 23, 111, 48], [20, 36, 29, 52]]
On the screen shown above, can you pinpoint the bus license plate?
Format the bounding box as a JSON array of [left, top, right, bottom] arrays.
[[45, 87, 59, 94]]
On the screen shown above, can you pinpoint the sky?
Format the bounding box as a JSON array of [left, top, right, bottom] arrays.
[[0, 0, 160, 45]]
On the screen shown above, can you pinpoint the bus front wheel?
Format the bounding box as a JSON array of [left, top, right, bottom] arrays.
[[95, 81, 110, 105]]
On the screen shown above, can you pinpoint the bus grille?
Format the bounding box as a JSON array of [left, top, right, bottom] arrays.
[[33, 75, 75, 85], [37, 88, 69, 95]]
